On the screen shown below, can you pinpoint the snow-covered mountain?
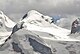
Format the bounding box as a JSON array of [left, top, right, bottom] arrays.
[[15, 10, 79, 40], [0, 10, 80, 54], [0, 11, 16, 45]]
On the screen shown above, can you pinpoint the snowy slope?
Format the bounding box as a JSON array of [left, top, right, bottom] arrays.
[[18, 10, 76, 40], [0, 28, 79, 54], [0, 11, 16, 45]]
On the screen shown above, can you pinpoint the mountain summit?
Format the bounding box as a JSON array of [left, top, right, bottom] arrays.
[[12, 10, 77, 40], [21, 10, 54, 27]]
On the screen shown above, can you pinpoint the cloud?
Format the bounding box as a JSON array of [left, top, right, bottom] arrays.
[[56, 15, 78, 29], [0, 0, 80, 20]]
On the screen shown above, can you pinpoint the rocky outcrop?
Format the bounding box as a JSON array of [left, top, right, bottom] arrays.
[[29, 38, 52, 54], [71, 20, 79, 34], [11, 21, 24, 35]]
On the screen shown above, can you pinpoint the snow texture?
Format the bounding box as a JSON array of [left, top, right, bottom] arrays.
[[0, 10, 80, 54]]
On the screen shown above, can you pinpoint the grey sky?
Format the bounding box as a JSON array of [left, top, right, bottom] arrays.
[[0, 0, 80, 20]]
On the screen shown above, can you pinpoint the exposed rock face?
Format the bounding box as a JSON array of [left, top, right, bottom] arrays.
[[22, 13, 27, 20], [12, 42, 24, 54], [29, 38, 52, 54], [11, 21, 24, 35], [71, 19, 78, 34]]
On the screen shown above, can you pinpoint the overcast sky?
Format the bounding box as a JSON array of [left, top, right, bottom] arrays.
[[0, 0, 80, 20]]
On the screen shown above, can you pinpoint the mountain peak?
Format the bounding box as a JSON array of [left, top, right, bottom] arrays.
[[22, 10, 54, 27], [28, 10, 42, 16]]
